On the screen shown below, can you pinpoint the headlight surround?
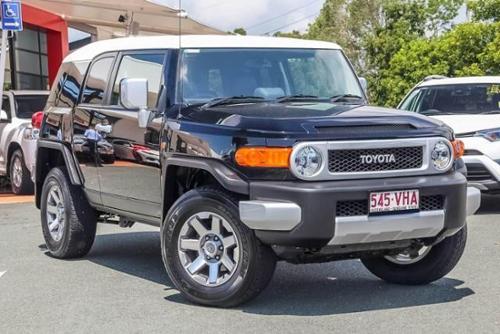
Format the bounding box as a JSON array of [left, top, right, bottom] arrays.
[[431, 140, 453, 170], [292, 146, 323, 177], [475, 128, 500, 142]]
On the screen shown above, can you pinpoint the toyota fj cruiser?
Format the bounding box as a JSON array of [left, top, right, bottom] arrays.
[[36, 35, 480, 307]]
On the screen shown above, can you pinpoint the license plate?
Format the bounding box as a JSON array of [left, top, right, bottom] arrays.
[[369, 189, 419, 214]]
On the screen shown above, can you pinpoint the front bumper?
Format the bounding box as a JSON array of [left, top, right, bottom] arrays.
[[239, 172, 479, 248]]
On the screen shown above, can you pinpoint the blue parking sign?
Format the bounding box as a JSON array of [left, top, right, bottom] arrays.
[[1, 0, 23, 31]]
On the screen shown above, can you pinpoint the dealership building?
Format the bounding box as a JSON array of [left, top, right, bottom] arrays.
[[2, 0, 221, 91]]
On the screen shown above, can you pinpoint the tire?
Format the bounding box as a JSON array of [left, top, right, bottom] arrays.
[[162, 186, 276, 307], [361, 226, 467, 285], [9, 149, 34, 195], [40, 167, 97, 259]]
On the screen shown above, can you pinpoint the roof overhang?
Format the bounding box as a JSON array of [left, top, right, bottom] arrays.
[[23, 0, 223, 37]]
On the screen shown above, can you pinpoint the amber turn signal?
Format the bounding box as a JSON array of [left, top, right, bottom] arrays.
[[452, 139, 465, 159], [235, 147, 292, 168]]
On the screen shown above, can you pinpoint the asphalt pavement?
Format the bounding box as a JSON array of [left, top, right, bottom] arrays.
[[0, 196, 499, 333]]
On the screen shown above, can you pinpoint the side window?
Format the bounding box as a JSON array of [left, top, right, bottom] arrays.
[[81, 57, 115, 105], [48, 61, 90, 108], [110, 53, 165, 109]]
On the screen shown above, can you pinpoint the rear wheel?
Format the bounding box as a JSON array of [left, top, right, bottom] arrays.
[[40, 167, 97, 258], [361, 226, 467, 285], [9, 149, 34, 195], [162, 187, 276, 307]]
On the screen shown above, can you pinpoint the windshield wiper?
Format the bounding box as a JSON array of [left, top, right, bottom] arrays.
[[275, 94, 320, 103], [201, 96, 267, 109], [330, 94, 365, 103]]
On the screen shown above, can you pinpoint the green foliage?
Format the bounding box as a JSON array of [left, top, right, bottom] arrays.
[[229, 27, 247, 35], [382, 22, 500, 106], [468, 0, 500, 21], [273, 30, 305, 38]]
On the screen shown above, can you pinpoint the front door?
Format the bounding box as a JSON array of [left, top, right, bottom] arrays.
[[94, 51, 168, 222], [72, 54, 117, 205]]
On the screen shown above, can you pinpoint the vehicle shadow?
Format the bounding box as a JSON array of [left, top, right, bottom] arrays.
[[41, 231, 475, 316]]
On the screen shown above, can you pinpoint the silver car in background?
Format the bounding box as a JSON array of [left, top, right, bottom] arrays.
[[0, 90, 49, 194]]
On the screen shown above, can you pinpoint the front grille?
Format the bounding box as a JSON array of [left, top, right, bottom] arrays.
[[420, 195, 444, 211], [336, 200, 368, 217], [336, 195, 444, 217], [466, 163, 493, 182], [328, 146, 423, 173]]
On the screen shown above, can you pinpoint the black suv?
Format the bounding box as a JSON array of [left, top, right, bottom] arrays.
[[36, 35, 480, 307]]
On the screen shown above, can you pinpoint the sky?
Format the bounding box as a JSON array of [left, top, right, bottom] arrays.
[[69, 0, 468, 42], [153, 0, 326, 35]]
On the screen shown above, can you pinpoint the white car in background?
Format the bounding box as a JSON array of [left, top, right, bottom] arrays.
[[0, 90, 49, 194], [399, 76, 500, 193]]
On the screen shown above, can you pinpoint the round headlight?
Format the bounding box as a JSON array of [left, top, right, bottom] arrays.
[[293, 146, 322, 177], [431, 141, 452, 170]]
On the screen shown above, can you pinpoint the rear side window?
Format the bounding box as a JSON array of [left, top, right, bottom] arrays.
[[14, 95, 49, 118], [110, 53, 165, 108], [81, 57, 115, 105], [46, 61, 89, 108]]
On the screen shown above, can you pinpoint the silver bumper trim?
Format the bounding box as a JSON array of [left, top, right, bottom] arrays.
[[466, 186, 481, 216], [239, 200, 301, 231], [329, 210, 445, 245]]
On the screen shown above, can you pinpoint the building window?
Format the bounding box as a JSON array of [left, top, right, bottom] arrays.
[[12, 27, 49, 90]]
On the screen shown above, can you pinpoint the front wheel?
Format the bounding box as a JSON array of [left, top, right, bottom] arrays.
[[162, 187, 276, 307], [361, 226, 467, 285], [40, 167, 97, 258]]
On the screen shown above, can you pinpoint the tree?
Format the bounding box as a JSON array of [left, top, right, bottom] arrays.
[[381, 22, 500, 106], [306, 0, 383, 73], [468, 0, 500, 21], [229, 27, 247, 35], [364, 0, 464, 105], [273, 30, 305, 38]]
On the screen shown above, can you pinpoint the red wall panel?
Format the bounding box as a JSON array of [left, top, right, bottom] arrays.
[[21, 4, 68, 85]]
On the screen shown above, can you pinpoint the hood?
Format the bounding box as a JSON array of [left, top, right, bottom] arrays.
[[181, 102, 451, 139], [431, 114, 500, 135]]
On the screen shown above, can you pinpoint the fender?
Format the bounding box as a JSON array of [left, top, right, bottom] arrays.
[[36, 140, 83, 186], [163, 156, 249, 195]]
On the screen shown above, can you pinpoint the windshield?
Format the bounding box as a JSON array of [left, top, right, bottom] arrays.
[[180, 48, 364, 105], [15, 95, 48, 119], [401, 83, 500, 115]]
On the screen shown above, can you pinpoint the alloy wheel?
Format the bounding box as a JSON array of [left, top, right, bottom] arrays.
[[177, 211, 240, 287], [384, 245, 432, 265], [46, 185, 66, 242], [11, 156, 23, 188]]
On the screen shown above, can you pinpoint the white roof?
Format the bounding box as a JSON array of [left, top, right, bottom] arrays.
[[418, 76, 500, 87], [64, 35, 342, 63]]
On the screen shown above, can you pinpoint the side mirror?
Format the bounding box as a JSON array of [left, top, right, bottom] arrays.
[[120, 78, 151, 128], [359, 77, 368, 95], [0, 109, 8, 122]]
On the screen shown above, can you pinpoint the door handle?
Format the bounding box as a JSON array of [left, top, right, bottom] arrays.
[[95, 123, 112, 134]]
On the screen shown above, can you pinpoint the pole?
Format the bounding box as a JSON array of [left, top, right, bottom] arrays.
[[0, 29, 8, 99]]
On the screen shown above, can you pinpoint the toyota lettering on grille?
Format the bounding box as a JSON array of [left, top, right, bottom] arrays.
[[360, 154, 396, 164]]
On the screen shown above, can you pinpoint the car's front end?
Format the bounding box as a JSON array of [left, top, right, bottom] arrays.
[[233, 118, 479, 261], [162, 42, 480, 307]]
